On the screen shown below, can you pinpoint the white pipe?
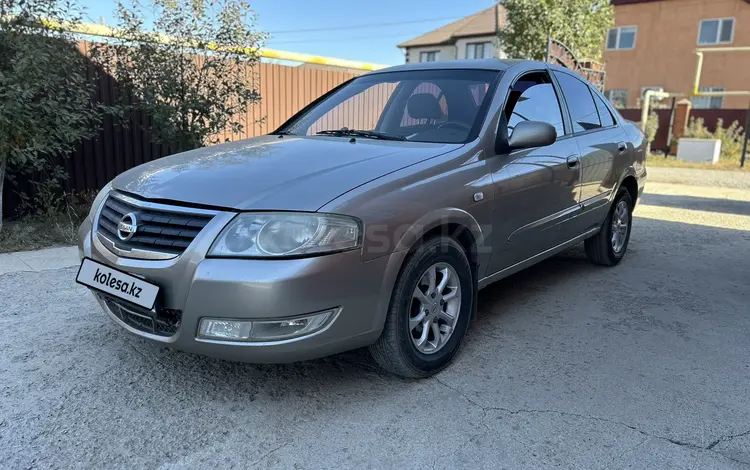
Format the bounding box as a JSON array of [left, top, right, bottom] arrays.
[[640, 90, 670, 131]]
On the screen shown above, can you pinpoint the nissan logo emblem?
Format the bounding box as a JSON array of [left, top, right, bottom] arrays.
[[117, 212, 138, 241]]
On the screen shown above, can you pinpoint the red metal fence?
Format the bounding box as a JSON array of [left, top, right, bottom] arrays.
[[618, 108, 749, 152]]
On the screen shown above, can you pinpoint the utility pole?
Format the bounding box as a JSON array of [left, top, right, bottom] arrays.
[[665, 97, 677, 156], [742, 100, 749, 168]]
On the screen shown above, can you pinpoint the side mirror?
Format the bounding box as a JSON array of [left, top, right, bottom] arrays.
[[504, 121, 557, 151]]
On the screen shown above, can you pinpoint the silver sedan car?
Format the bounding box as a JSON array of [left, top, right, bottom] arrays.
[[77, 59, 646, 377]]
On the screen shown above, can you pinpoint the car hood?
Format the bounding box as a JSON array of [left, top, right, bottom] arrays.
[[112, 135, 462, 211]]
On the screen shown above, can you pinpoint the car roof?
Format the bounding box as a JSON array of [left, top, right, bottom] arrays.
[[367, 58, 547, 75]]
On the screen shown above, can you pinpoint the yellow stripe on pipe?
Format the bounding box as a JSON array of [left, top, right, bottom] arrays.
[[38, 19, 390, 71]]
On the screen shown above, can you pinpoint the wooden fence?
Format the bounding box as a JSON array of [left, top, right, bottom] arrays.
[[3, 42, 365, 216]]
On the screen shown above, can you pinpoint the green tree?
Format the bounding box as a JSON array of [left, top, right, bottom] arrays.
[[498, 0, 614, 61], [90, 0, 267, 153], [0, 0, 101, 230]]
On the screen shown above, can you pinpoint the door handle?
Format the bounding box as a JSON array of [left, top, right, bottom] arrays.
[[618, 142, 628, 154], [566, 155, 580, 169]]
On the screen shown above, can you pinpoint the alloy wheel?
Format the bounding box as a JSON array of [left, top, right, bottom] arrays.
[[611, 200, 630, 253], [408, 262, 462, 354]]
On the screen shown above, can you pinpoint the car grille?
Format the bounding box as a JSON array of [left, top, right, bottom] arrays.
[[100, 294, 182, 337], [97, 193, 214, 257]]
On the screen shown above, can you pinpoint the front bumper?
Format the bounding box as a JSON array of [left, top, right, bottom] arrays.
[[78, 215, 402, 363]]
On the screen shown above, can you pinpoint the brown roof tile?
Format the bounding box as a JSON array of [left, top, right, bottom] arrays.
[[397, 6, 504, 48]]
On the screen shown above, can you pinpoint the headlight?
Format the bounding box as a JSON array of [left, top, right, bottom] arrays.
[[209, 212, 361, 258], [88, 182, 112, 222]]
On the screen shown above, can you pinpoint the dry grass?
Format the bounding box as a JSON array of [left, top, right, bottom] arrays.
[[0, 204, 90, 253], [647, 154, 749, 172]]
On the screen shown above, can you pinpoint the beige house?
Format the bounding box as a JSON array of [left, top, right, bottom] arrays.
[[398, 6, 505, 63]]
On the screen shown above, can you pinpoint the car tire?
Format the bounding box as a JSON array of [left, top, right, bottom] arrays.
[[585, 188, 634, 266], [369, 236, 474, 378]]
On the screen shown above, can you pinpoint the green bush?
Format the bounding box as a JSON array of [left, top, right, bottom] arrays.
[[685, 117, 746, 162], [0, 0, 102, 228]]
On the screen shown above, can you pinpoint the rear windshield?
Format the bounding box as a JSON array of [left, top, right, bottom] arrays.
[[278, 69, 501, 144]]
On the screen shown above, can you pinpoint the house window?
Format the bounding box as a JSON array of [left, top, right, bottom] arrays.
[[698, 18, 734, 45], [691, 87, 724, 109], [606, 26, 637, 50], [419, 51, 439, 62], [604, 89, 628, 108], [466, 42, 492, 59]]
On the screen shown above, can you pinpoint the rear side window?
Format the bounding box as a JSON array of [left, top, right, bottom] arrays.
[[593, 92, 616, 127], [554, 72, 601, 132]]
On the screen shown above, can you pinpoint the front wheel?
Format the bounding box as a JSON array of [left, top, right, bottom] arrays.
[[585, 188, 633, 266], [369, 236, 474, 378]]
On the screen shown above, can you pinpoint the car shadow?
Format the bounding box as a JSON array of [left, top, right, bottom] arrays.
[[475, 245, 592, 317], [640, 193, 750, 216], [123, 246, 598, 392]]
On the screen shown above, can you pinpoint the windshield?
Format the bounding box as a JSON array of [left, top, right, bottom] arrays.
[[277, 69, 501, 144]]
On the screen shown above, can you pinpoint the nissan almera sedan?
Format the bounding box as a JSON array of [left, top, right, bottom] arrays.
[[77, 59, 646, 377]]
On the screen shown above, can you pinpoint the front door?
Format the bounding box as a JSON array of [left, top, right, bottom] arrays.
[[486, 71, 582, 274]]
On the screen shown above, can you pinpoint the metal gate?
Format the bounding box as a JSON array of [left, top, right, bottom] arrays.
[[545, 38, 606, 92]]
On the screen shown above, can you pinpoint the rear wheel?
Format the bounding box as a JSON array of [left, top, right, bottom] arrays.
[[585, 188, 633, 266], [369, 236, 473, 378]]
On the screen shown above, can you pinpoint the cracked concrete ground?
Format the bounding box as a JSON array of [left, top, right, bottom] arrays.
[[1, 182, 749, 469]]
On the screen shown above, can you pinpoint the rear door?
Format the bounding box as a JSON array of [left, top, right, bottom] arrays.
[[552, 71, 628, 231]]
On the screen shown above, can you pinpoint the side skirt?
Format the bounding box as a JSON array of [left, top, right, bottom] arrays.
[[478, 227, 600, 290]]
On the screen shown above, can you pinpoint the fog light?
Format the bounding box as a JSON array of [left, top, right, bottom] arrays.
[[198, 319, 253, 340], [250, 311, 333, 341], [197, 310, 335, 342]]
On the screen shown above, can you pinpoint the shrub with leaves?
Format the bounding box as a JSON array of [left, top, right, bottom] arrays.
[[685, 117, 746, 162], [498, 0, 614, 61], [713, 119, 745, 162], [90, 0, 267, 153], [0, 0, 101, 229], [645, 111, 659, 155]]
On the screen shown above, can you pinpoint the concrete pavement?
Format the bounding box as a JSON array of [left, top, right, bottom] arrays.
[[1, 183, 749, 469], [647, 166, 750, 189], [0, 246, 78, 275]]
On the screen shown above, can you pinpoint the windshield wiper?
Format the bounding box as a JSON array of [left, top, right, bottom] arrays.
[[316, 128, 407, 141]]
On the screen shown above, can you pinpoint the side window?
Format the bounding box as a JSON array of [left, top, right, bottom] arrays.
[[505, 73, 565, 137], [593, 92, 616, 127], [554, 72, 601, 132]]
